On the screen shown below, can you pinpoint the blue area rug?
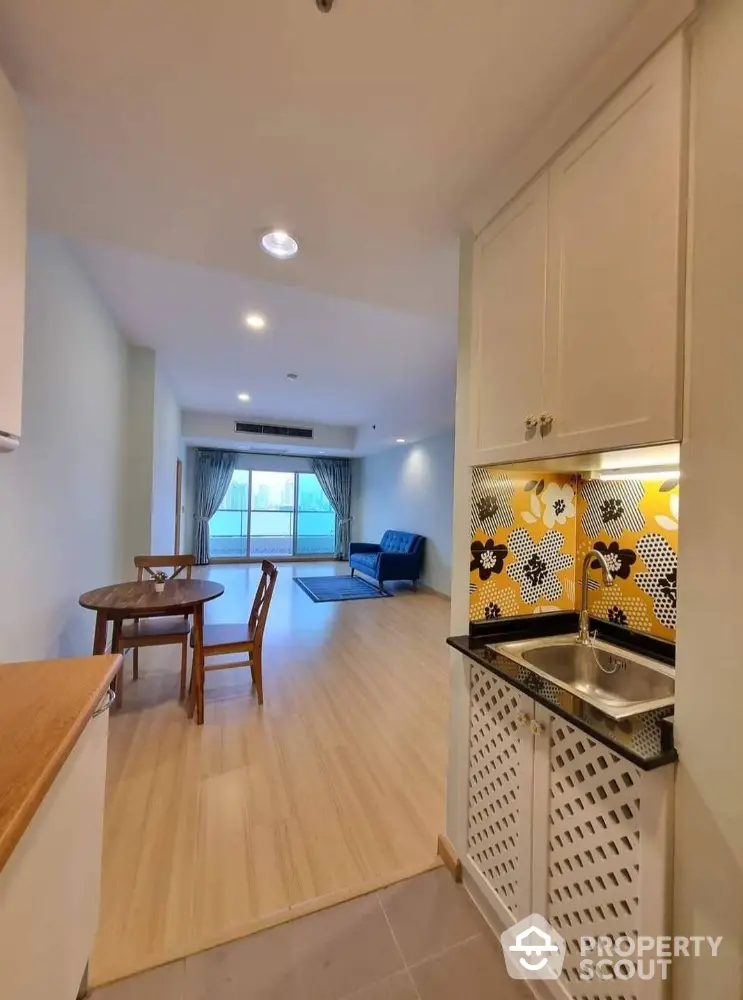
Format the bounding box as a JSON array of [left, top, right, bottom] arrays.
[[294, 575, 391, 603]]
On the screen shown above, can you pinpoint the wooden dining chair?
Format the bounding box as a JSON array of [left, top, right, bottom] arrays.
[[114, 555, 196, 704], [190, 560, 278, 724]]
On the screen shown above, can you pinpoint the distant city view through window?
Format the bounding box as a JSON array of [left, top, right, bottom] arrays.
[[209, 469, 336, 559]]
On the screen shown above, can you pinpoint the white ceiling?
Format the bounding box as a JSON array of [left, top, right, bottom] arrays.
[[73, 240, 457, 450], [0, 0, 648, 452]]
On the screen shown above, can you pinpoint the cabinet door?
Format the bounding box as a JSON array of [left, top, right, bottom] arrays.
[[542, 37, 686, 457], [470, 173, 549, 466], [0, 69, 27, 444], [531, 707, 654, 999], [465, 666, 534, 925], [0, 709, 109, 1000]]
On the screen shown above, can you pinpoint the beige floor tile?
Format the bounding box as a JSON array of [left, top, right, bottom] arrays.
[[184, 892, 405, 1000], [93, 961, 185, 1000], [341, 971, 419, 999], [289, 892, 406, 1000], [379, 868, 486, 966], [410, 935, 532, 1000], [184, 920, 297, 1000]]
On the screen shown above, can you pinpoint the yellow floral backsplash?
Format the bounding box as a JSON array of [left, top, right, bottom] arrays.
[[470, 467, 679, 641]]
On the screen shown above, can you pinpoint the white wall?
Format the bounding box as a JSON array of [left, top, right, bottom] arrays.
[[353, 431, 454, 594], [120, 346, 183, 562], [121, 345, 155, 564], [674, 1, 743, 995], [446, 234, 474, 848], [0, 233, 128, 661], [150, 364, 181, 553]]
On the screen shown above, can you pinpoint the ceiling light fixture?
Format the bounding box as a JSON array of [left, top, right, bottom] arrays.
[[244, 313, 266, 331], [237, 392, 251, 402], [396, 438, 406, 444], [261, 229, 299, 260], [286, 373, 298, 381]]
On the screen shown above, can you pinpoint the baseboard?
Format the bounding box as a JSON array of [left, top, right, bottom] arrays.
[[209, 555, 339, 565], [437, 834, 462, 882], [350, 571, 450, 599]]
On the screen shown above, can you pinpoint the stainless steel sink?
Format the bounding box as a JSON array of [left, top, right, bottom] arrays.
[[489, 634, 675, 719]]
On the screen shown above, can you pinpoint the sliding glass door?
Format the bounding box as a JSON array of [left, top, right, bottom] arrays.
[[208, 469, 336, 559], [249, 471, 294, 557]]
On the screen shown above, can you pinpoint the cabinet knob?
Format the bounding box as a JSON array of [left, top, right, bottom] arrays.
[[525, 415, 539, 431], [516, 711, 531, 728], [530, 718, 545, 737], [539, 413, 554, 432]]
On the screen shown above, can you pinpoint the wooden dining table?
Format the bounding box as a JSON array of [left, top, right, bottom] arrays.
[[79, 579, 225, 717]]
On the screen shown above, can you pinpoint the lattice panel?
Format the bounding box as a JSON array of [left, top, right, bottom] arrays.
[[547, 718, 641, 1000], [467, 667, 528, 921]]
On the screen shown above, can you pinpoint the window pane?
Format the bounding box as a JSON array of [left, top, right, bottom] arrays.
[[249, 511, 294, 557], [210, 470, 250, 557], [297, 473, 333, 512], [296, 512, 336, 555], [251, 471, 295, 511], [209, 509, 247, 558], [296, 473, 335, 554], [220, 470, 250, 511]]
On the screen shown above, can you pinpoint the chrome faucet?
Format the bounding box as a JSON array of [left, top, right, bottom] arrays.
[[579, 549, 614, 644]]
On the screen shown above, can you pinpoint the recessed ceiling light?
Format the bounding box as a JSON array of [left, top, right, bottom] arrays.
[[261, 229, 299, 259], [286, 373, 298, 381], [244, 313, 266, 331], [237, 392, 251, 402], [396, 438, 406, 444]]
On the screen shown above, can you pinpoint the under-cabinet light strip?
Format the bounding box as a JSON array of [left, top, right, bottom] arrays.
[[592, 467, 680, 482]]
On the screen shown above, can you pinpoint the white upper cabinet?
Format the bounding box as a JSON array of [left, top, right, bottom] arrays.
[[0, 68, 26, 450], [469, 35, 686, 466], [470, 173, 549, 466], [541, 39, 686, 457]]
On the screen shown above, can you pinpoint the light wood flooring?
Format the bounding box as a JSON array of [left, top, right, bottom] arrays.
[[91, 562, 450, 986]]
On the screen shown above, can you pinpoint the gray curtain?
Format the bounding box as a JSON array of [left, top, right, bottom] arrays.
[[311, 458, 353, 560], [193, 449, 238, 564]]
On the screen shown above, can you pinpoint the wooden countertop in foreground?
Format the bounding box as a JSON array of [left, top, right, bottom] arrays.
[[0, 654, 122, 872]]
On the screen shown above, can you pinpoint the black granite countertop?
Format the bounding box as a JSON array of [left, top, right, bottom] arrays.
[[448, 612, 677, 771]]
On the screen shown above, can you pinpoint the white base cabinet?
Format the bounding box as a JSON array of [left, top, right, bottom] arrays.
[[465, 666, 674, 1000], [0, 711, 110, 1000]]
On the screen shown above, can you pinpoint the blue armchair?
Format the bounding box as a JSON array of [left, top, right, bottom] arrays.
[[349, 530, 426, 591]]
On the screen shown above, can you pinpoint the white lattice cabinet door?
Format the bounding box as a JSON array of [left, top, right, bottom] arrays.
[[465, 666, 534, 924], [531, 706, 674, 1000]]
